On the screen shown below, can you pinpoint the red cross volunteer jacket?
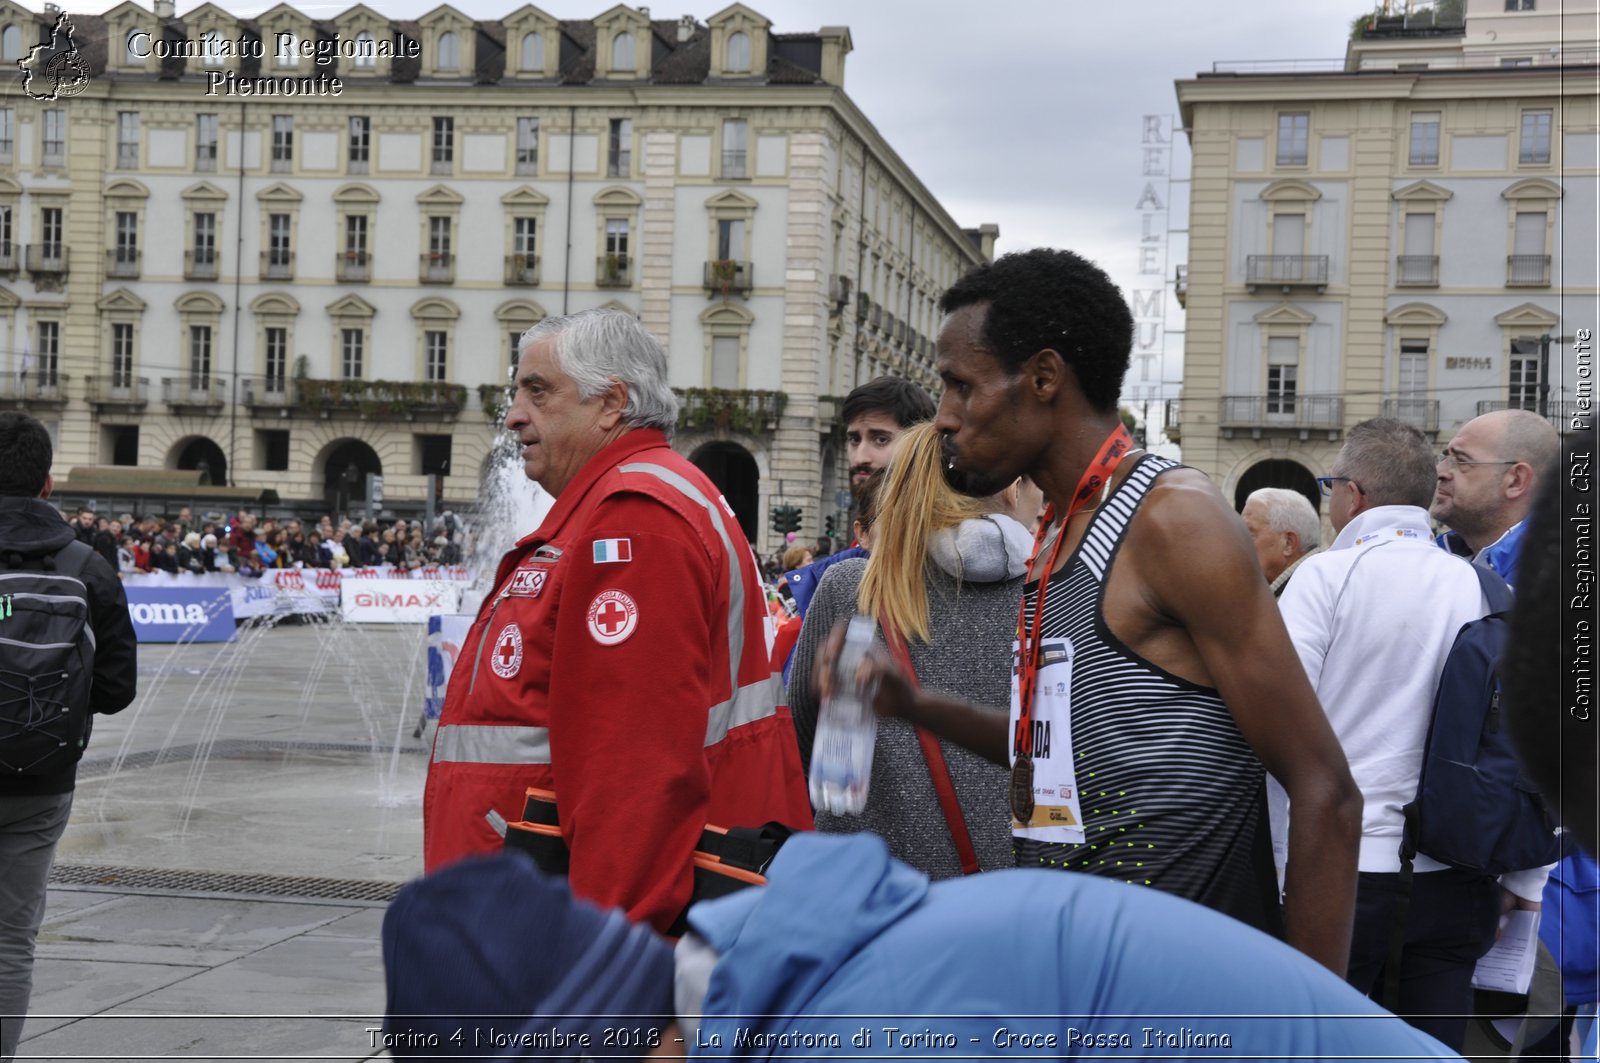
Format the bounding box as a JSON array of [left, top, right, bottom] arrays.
[[423, 429, 812, 933]]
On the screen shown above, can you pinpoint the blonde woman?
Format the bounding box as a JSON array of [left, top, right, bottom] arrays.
[[788, 422, 1037, 878]]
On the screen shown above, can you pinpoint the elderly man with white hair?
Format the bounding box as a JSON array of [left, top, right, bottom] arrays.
[[1241, 487, 1323, 597], [423, 309, 811, 936]]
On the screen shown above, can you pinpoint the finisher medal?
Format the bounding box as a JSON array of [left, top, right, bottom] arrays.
[[1009, 754, 1035, 824]]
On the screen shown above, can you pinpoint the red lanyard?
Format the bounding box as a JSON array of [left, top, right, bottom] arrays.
[[1013, 424, 1134, 757]]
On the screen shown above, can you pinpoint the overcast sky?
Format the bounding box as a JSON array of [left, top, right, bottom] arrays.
[[75, 0, 1367, 397]]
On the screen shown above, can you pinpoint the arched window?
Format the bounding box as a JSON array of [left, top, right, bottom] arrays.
[[201, 29, 225, 67], [124, 28, 143, 65], [0, 25, 20, 61], [437, 30, 458, 70], [611, 30, 634, 72], [521, 31, 543, 71], [276, 31, 298, 67], [353, 31, 375, 68], [726, 30, 750, 73]]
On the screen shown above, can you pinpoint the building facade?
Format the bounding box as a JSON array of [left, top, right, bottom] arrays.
[[0, 0, 991, 553], [1172, 0, 1597, 512]]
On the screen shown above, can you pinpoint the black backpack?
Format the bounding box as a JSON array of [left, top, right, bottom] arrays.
[[1401, 563, 1560, 875], [0, 540, 98, 776]]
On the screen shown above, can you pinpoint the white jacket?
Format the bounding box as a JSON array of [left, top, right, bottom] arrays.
[[1279, 507, 1488, 875]]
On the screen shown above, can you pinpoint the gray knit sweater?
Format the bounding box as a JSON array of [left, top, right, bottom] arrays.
[[787, 518, 1026, 879]]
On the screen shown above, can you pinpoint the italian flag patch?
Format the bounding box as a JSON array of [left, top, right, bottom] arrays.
[[592, 538, 632, 564]]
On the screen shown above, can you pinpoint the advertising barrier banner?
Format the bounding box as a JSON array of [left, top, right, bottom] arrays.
[[125, 586, 236, 643], [123, 567, 476, 620], [426, 613, 475, 720], [340, 579, 462, 624]]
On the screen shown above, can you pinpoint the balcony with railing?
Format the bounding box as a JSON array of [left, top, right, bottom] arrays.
[[1218, 393, 1344, 439], [0, 373, 69, 409], [26, 244, 68, 278], [296, 379, 468, 421], [106, 248, 141, 279], [829, 274, 852, 310], [185, 249, 218, 280], [720, 150, 747, 178], [1174, 264, 1188, 308], [240, 376, 292, 413], [420, 252, 455, 284], [261, 251, 294, 281], [856, 291, 872, 321], [162, 376, 226, 413], [1245, 254, 1329, 293], [0, 242, 15, 277], [195, 145, 218, 172], [703, 259, 752, 298], [504, 254, 540, 286], [1506, 255, 1551, 287], [337, 250, 371, 283], [1476, 397, 1584, 432], [672, 387, 787, 435], [1381, 396, 1440, 432], [86, 374, 150, 411], [1164, 399, 1182, 443], [596, 254, 631, 288], [1396, 255, 1439, 286]]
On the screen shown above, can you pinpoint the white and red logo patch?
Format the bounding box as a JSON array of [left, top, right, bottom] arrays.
[[490, 623, 524, 678], [586, 589, 638, 646], [507, 568, 547, 598]]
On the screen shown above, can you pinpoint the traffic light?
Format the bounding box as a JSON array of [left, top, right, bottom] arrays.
[[769, 504, 802, 535], [824, 514, 837, 539]]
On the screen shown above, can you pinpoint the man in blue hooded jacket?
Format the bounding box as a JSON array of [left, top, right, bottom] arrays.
[[383, 833, 1459, 1061], [1430, 408, 1558, 589]]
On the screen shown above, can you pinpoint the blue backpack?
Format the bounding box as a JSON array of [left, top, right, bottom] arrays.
[[1401, 563, 1560, 875]]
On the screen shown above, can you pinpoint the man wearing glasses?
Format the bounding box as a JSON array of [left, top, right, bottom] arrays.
[[1430, 409, 1560, 589], [1279, 418, 1500, 1050]]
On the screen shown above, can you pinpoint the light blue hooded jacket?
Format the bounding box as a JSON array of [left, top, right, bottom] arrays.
[[686, 834, 1458, 1060]]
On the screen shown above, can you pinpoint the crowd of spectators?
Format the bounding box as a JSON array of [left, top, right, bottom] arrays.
[[69, 505, 467, 579]]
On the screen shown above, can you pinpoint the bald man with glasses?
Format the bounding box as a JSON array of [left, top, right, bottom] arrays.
[[1430, 409, 1560, 589]]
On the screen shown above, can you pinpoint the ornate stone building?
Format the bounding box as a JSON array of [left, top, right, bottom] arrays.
[[0, 1, 992, 551], [1172, 0, 1596, 513]]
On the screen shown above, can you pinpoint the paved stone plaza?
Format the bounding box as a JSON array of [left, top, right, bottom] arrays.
[[19, 619, 432, 1062]]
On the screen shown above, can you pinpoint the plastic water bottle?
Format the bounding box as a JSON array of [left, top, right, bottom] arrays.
[[808, 615, 879, 815]]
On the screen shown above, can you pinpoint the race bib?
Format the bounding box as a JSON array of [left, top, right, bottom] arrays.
[[1009, 637, 1085, 844]]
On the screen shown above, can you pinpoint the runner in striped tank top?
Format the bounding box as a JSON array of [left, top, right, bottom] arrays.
[[817, 248, 1362, 974]]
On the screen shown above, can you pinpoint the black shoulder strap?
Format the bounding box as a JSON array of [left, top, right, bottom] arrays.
[[39, 539, 97, 585], [1472, 561, 1514, 616]]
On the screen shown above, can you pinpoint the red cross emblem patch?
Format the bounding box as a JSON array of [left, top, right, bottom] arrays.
[[586, 589, 638, 646], [508, 568, 546, 598], [490, 623, 523, 679]]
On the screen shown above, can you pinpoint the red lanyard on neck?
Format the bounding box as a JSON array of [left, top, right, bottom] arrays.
[[1013, 424, 1134, 757]]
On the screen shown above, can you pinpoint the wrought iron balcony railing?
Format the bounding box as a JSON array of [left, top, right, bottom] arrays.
[[704, 259, 752, 297], [1218, 393, 1343, 436], [1396, 255, 1439, 286], [1381, 397, 1440, 432], [1245, 254, 1329, 291], [1506, 255, 1551, 287]]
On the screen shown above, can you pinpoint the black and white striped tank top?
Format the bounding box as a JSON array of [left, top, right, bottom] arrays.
[[1014, 454, 1282, 936]]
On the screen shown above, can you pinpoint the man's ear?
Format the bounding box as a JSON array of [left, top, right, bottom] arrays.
[[1025, 348, 1066, 403], [1505, 462, 1538, 502], [597, 377, 630, 429], [1282, 529, 1301, 558], [39, 472, 52, 501]]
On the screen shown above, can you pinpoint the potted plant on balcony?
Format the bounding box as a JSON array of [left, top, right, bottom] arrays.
[[710, 258, 739, 299], [603, 253, 625, 284]]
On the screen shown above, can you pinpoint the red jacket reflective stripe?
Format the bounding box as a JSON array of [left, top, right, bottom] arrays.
[[423, 429, 811, 933]]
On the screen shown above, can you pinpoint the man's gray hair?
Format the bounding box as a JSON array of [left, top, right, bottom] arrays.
[[519, 310, 679, 435], [1245, 487, 1321, 550], [1337, 417, 1438, 509]]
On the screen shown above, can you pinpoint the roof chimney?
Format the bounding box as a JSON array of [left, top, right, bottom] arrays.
[[154, 0, 174, 18], [676, 14, 695, 42], [638, 6, 650, 17]]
